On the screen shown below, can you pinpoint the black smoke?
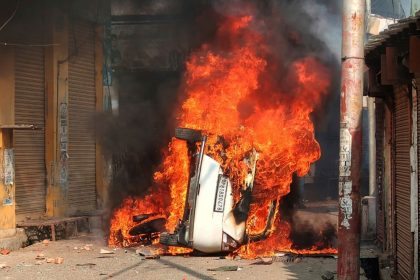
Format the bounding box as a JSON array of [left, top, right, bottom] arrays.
[[96, 71, 182, 211], [97, 1, 219, 213], [99, 0, 341, 217], [210, 0, 341, 200], [280, 174, 337, 250]]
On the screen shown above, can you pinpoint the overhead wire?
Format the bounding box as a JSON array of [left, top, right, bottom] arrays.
[[0, 42, 59, 47], [0, 0, 20, 33], [0, 0, 59, 47]]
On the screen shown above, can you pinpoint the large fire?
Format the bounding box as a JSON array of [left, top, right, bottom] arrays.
[[109, 14, 335, 257]]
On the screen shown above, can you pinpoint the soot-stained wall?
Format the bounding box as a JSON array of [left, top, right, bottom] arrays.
[[103, 0, 341, 211]]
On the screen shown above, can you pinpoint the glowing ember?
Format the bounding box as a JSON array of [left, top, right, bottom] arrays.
[[109, 14, 336, 257]]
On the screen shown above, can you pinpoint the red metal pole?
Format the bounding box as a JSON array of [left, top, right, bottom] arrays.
[[338, 0, 365, 279]]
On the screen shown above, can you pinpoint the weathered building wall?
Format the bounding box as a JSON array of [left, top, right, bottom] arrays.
[[44, 5, 106, 217], [375, 99, 385, 247], [0, 0, 107, 240], [100, 0, 210, 209], [365, 13, 420, 279], [0, 44, 16, 239], [0, 48, 15, 126], [0, 8, 18, 234], [0, 129, 15, 239], [110, 0, 194, 71]]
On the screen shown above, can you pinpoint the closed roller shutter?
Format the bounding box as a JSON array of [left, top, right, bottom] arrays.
[[417, 78, 420, 277], [14, 46, 46, 215], [394, 84, 413, 280], [68, 20, 96, 214]]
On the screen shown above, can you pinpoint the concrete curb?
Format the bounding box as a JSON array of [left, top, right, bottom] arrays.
[[0, 228, 27, 251]]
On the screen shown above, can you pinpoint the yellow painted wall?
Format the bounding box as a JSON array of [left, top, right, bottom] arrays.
[[0, 46, 16, 237]]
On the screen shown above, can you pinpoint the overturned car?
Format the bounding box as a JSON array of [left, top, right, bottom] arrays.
[[130, 127, 276, 253]]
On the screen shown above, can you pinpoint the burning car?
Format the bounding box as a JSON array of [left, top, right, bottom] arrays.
[[108, 15, 334, 257], [127, 127, 276, 253], [158, 127, 276, 253]]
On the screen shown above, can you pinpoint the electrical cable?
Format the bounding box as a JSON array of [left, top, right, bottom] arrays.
[[0, 42, 59, 47], [0, 0, 59, 47], [0, 0, 20, 33], [391, 0, 398, 21]]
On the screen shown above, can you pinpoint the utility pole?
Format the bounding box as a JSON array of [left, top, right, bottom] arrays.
[[368, 91, 376, 195], [366, 0, 376, 198], [338, 0, 365, 279]]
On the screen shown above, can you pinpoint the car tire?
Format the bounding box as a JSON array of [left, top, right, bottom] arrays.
[[159, 232, 179, 246], [175, 127, 203, 142]]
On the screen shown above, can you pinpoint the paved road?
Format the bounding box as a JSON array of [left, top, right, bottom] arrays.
[[0, 234, 350, 280]]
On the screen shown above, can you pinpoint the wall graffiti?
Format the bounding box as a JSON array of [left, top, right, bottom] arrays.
[[2, 148, 14, 206], [59, 102, 69, 188]]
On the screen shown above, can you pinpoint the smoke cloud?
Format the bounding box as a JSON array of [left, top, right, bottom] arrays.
[[100, 0, 341, 246]]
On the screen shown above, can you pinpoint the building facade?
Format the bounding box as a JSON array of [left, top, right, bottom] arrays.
[[0, 0, 107, 242], [366, 11, 420, 279]]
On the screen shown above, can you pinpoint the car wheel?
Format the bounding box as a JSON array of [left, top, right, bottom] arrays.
[[175, 127, 203, 142]]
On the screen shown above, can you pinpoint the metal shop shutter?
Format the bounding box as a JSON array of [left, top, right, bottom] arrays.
[[417, 78, 420, 277], [375, 99, 385, 248], [14, 46, 46, 215], [394, 85, 413, 280], [68, 20, 96, 213]]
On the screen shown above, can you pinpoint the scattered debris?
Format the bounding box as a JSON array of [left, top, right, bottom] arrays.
[[251, 257, 273, 265], [293, 257, 302, 263], [142, 255, 160, 260], [35, 253, 45, 260], [273, 253, 299, 263], [0, 249, 10, 255], [208, 266, 241, 271], [44, 257, 64, 264], [136, 247, 162, 257], [233, 255, 242, 261], [76, 263, 96, 267], [321, 270, 335, 280], [136, 248, 154, 256], [100, 249, 115, 254], [135, 245, 164, 258], [0, 263, 10, 269], [74, 244, 93, 251]]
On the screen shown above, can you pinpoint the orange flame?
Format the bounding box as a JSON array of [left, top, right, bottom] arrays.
[[109, 15, 336, 257]]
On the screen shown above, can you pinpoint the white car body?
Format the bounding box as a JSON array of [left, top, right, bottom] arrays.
[[159, 128, 267, 253], [191, 155, 246, 253]]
